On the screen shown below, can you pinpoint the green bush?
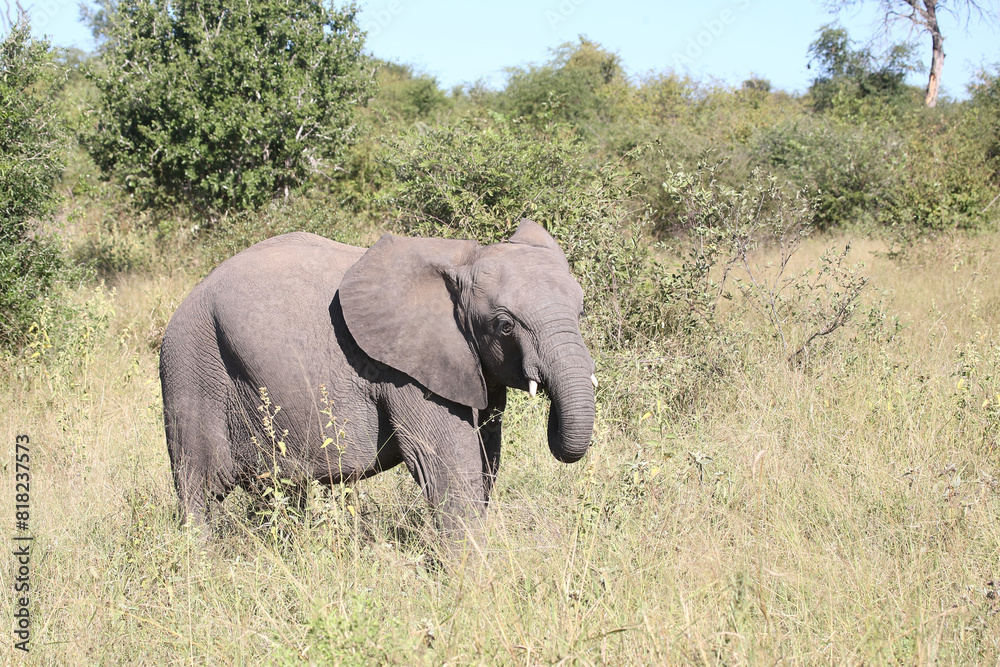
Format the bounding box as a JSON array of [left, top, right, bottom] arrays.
[[0, 20, 74, 352], [806, 26, 920, 118], [86, 0, 372, 216], [967, 65, 1000, 190], [371, 61, 450, 123], [755, 109, 994, 233], [323, 62, 454, 213], [497, 37, 627, 129], [632, 81, 804, 233], [662, 158, 873, 365], [276, 594, 429, 665]]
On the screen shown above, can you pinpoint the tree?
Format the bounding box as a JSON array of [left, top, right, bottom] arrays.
[[807, 25, 917, 113], [86, 0, 371, 215], [499, 37, 626, 127], [371, 61, 449, 123], [826, 0, 999, 107], [0, 14, 70, 349]]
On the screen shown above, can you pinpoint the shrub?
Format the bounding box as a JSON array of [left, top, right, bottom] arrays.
[[755, 109, 995, 234], [967, 65, 1000, 191], [806, 25, 920, 118], [86, 0, 372, 216], [498, 37, 627, 129], [662, 157, 874, 367], [371, 61, 450, 123], [0, 19, 74, 352]]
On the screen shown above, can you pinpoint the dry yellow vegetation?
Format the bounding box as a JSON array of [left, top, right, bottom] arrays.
[[3, 231, 1000, 665]]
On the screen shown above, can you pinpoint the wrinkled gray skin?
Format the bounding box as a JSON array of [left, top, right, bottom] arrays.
[[160, 220, 595, 537]]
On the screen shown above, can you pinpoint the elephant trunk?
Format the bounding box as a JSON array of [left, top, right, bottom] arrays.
[[540, 331, 595, 463]]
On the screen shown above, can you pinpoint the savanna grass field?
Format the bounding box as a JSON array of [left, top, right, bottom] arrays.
[[4, 4, 1000, 664], [7, 230, 1000, 664]]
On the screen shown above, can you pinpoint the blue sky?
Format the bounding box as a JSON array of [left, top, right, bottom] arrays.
[[26, 0, 1000, 99]]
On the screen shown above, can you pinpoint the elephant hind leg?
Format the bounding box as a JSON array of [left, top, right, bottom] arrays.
[[161, 354, 238, 528], [160, 319, 240, 530], [165, 405, 237, 528]]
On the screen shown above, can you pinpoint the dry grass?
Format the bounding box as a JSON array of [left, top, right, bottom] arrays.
[[3, 231, 1000, 665]]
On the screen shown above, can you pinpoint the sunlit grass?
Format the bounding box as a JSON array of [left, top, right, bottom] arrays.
[[3, 231, 1000, 664]]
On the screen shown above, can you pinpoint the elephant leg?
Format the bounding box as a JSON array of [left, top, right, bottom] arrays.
[[404, 437, 485, 537], [165, 401, 237, 528], [161, 342, 237, 528], [479, 385, 507, 505], [387, 388, 487, 539]]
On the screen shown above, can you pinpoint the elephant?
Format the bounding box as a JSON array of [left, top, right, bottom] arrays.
[[159, 219, 597, 537]]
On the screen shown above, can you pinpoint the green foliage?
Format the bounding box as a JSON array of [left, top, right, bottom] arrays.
[[85, 0, 371, 215], [277, 594, 429, 665], [807, 25, 920, 117], [372, 61, 450, 123], [756, 108, 994, 233], [662, 157, 874, 365], [633, 70, 696, 123], [967, 64, 1000, 186], [0, 20, 76, 352], [953, 334, 1000, 455], [498, 37, 627, 128], [385, 114, 594, 241], [321, 61, 454, 210], [1, 23, 64, 225]]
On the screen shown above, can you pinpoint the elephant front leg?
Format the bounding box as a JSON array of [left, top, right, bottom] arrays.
[[389, 393, 489, 540], [402, 435, 487, 539], [479, 385, 506, 505]]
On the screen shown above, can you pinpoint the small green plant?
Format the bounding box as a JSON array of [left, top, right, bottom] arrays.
[[252, 386, 302, 543], [277, 593, 430, 665], [953, 335, 1000, 455]]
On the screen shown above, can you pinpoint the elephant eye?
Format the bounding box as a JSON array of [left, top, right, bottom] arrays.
[[497, 317, 514, 336]]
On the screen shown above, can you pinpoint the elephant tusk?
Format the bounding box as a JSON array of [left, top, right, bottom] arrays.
[[529, 380, 538, 397], [590, 374, 598, 389]]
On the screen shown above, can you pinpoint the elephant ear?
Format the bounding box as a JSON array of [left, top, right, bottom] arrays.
[[508, 219, 569, 271], [339, 233, 488, 410]]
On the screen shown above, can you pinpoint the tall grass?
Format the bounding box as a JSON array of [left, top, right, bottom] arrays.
[[4, 231, 1000, 664]]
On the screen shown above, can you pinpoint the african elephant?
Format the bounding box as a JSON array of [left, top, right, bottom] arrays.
[[159, 219, 596, 536]]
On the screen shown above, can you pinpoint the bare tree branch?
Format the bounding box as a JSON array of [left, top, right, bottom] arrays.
[[824, 0, 999, 105], [1, 0, 27, 32]]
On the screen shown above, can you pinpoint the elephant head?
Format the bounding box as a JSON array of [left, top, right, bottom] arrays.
[[339, 219, 595, 463]]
